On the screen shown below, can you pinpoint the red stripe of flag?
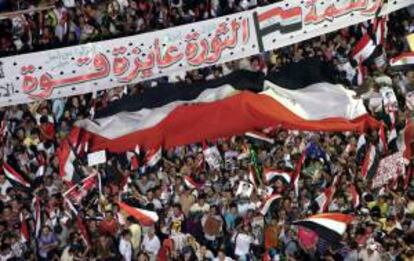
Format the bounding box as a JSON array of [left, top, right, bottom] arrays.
[[258, 6, 301, 22], [117, 201, 159, 226]]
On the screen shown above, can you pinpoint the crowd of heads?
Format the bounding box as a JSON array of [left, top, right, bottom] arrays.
[[0, 1, 414, 261], [0, 0, 283, 57]]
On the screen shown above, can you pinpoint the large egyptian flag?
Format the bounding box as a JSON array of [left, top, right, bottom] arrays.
[[293, 213, 353, 243], [66, 59, 378, 153]]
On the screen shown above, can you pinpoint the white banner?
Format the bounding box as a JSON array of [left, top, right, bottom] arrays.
[[0, 0, 411, 107], [87, 150, 107, 167], [0, 11, 258, 106], [256, 0, 411, 51]]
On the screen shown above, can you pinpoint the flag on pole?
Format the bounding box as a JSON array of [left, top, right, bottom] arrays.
[[264, 169, 291, 184], [248, 165, 258, 188], [32, 197, 42, 237], [351, 17, 388, 67], [63, 173, 98, 203], [293, 213, 353, 243], [126, 145, 141, 171], [348, 184, 360, 208], [260, 194, 282, 215], [249, 145, 262, 186], [378, 121, 388, 155], [356, 134, 367, 164], [3, 162, 31, 188], [117, 201, 159, 226], [145, 147, 162, 167], [361, 144, 380, 179], [292, 151, 306, 197], [183, 175, 198, 190], [389, 52, 414, 72], [76, 216, 91, 246], [245, 131, 274, 144], [314, 174, 340, 213], [19, 213, 29, 243]]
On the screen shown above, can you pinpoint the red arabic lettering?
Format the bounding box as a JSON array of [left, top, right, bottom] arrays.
[[185, 32, 200, 61], [304, 0, 373, 25], [206, 19, 240, 63], [112, 47, 127, 55], [20, 65, 35, 75], [113, 57, 130, 76], [22, 75, 38, 94], [186, 39, 209, 66], [361, 0, 383, 15], [21, 16, 251, 95], [242, 17, 250, 44], [322, 4, 339, 21], [118, 52, 155, 83], [76, 57, 91, 66], [22, 53, 110, 99], [154, 38, 184, 68], [348, 0, 368, 11], [223, 19, 240, 48], [304, 3, 318, 24]]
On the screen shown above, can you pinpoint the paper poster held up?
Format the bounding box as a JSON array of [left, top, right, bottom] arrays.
[[88, 150, 106, 167]]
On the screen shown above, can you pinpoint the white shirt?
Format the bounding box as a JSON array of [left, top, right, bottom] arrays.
[[0, 251, 13, 261], [190, 203, 210, 214], [358, 249, 381, 261], [141, 234, 161, 255], [0, 180, 12, 196], [119, 237, 132, 261], [233, 233, 253, 256]]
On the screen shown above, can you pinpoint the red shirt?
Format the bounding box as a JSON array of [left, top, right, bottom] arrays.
[[99, 218, 118, 237], [40, 123, 55, 141]]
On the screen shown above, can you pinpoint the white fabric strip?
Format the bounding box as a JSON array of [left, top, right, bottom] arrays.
[[263, 81, 367, 121]]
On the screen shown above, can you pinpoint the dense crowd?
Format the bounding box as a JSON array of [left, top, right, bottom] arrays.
[[0, 0, 284, 57], [0, 1, 414, 261]]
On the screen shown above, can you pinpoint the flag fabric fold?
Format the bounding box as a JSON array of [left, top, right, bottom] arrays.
[[264, 169, 291, 184], [361, 144, 380, 179], [183, 175, 198, 190], [63, 172, 98, 203], [389, 52, 414, 72], [293, 213, 353, 243], [3, 162, 31, 188], [351, 17, 387, 67], [63, 60, 378, 154], [245, 131, 274, 144], [117, 201, 159, 226], [314, 174, 341, 213], [260, 194, 282, 215]]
